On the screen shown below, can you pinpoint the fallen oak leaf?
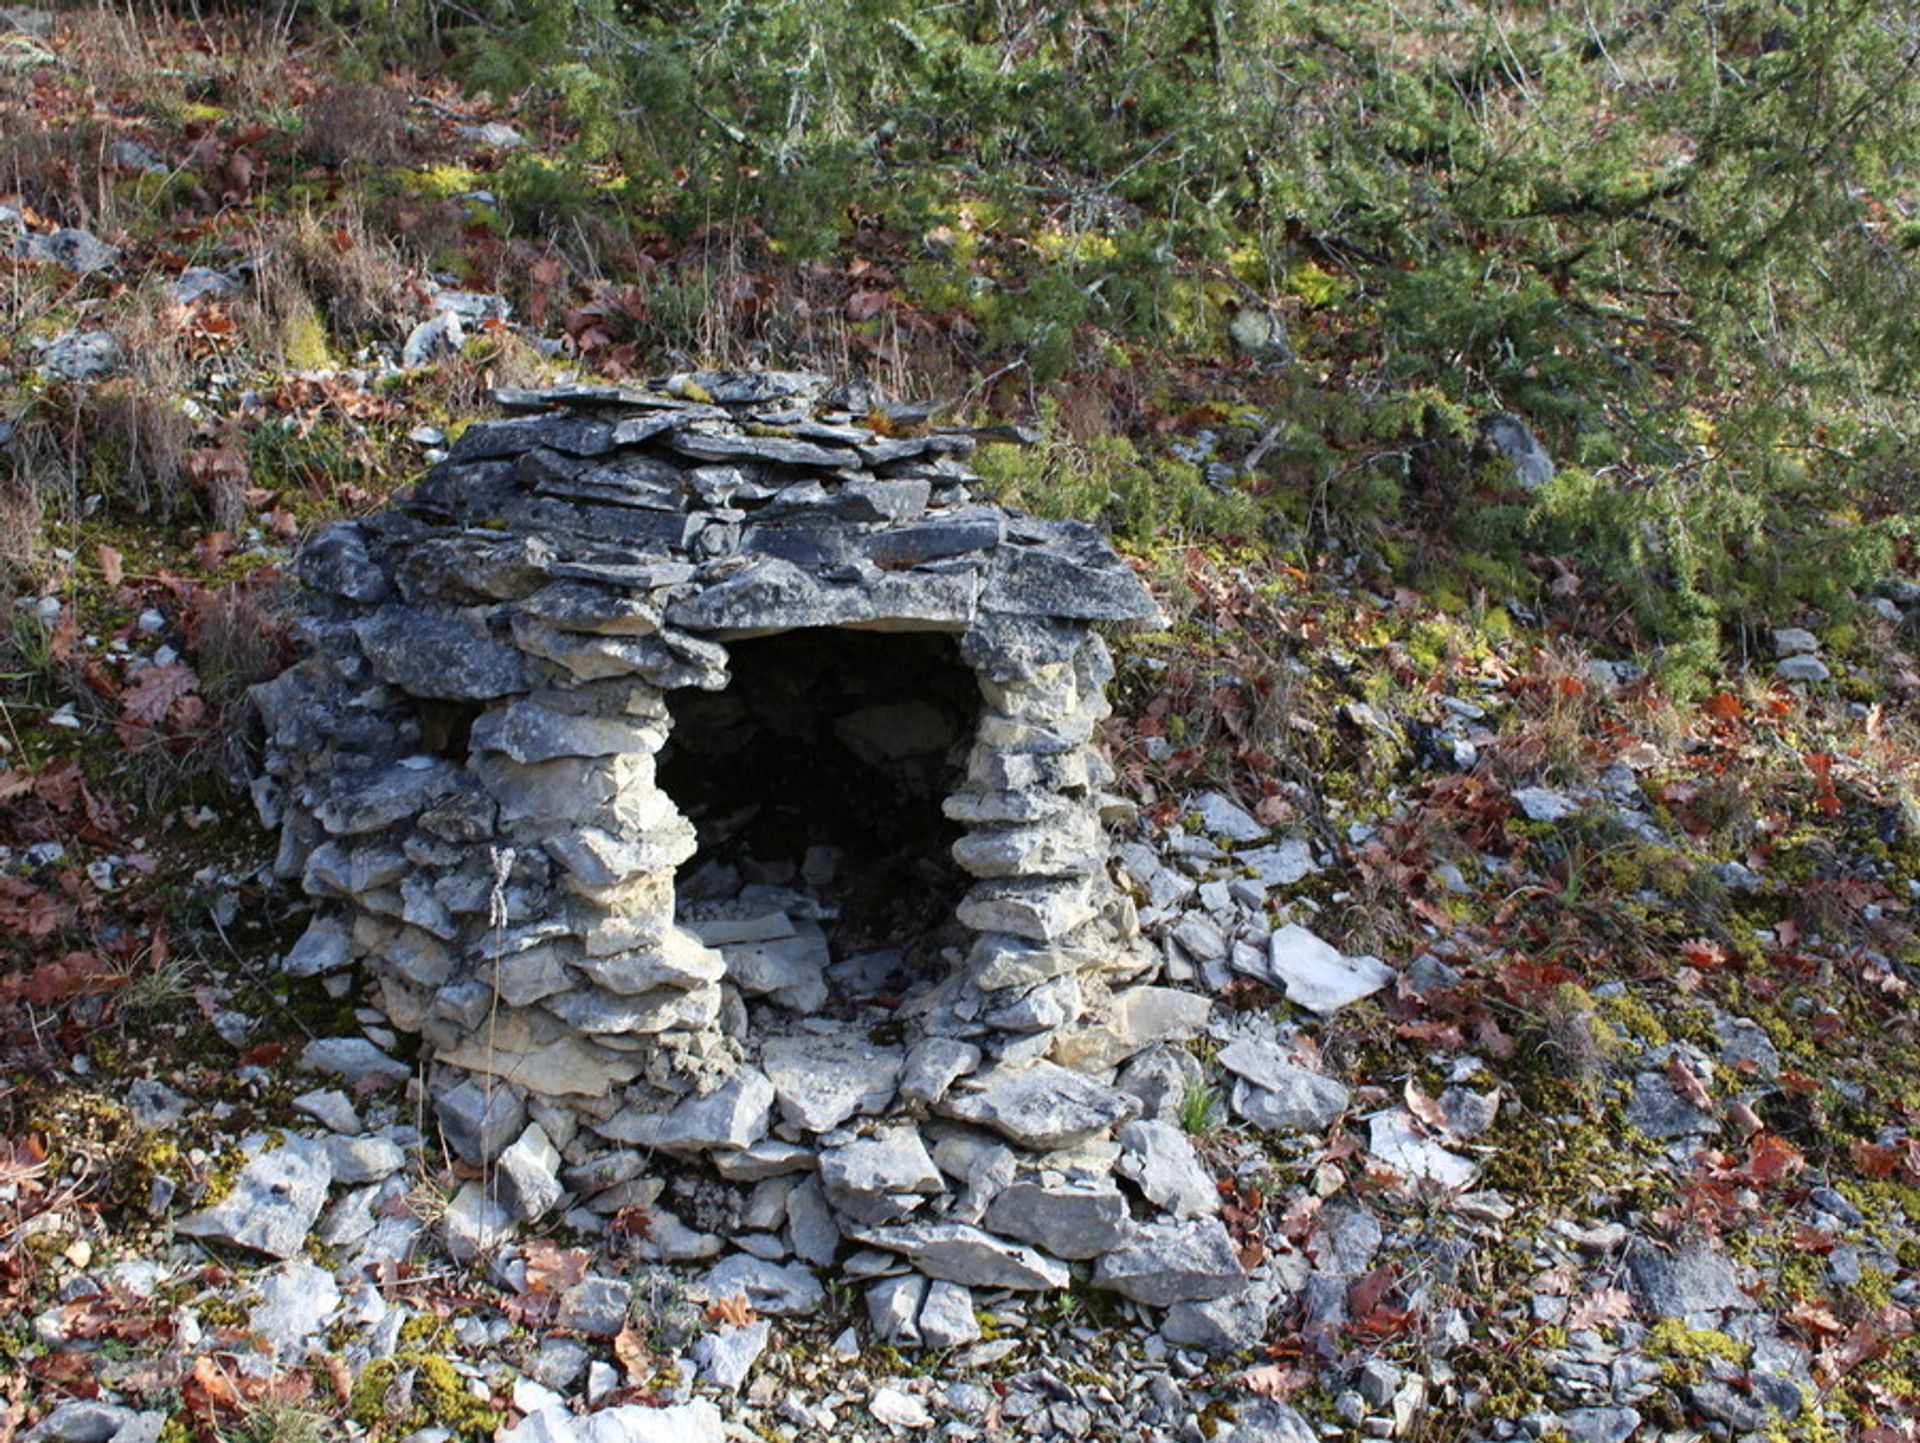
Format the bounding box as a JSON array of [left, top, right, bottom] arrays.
[[705, 1293, 757, 1329], [1815, 1304, 1914, 1388], [120, 662, 200, 727], [1567, 1288, 1635, 1332], [612, 1322, 654, 1385]]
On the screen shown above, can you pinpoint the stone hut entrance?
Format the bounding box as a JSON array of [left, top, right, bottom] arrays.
[[253, 371, 1239, 1309], [660, 628, 974, 987]]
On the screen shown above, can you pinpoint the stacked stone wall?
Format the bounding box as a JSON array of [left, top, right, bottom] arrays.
[[256, 372, 1241, 1308]]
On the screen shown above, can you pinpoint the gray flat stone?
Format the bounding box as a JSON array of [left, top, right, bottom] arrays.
[[1116, 1119, 1218, 1217], [982, 1173, 1134, 1259], [1092, 1217, 1247, 1306], [1480, 413, 1554, 491], [298, 1036, 409, 1088], [848, 1221, 1070, 1291], [1559, 1407, 1642, 1443], [1265, 926, 1392, 1014], [16, 227, 117, 275], [353, 605, 531, 701], [760, 1032, 904, 1133], [23, 1401, 131, 1443], [1237, 839, 1319, 888], [722, 926, 832, 1012], [1193, 791, 1267, 843], [1513, 786, 1579, 823], [1626, 1069, 1717, 1138], [898, 1038, 982, 1106], [496, 1122, 565, 1219], [867, 1273, 927, 1344], [177, 1140, 333, 1258], [600, 1069, 774, 1152], [691, 1318, 770, 1391], [42, 330, 123, 383], [557, 1275, 632, 1337], [246, 1259, 341, 1363], [819, 1128, 944, 1225], [1777, 653, 1830, 683], [1218, 1037, 1350, 1131], [1367, 1110, 1478, 1189], [322, 1133, 406, 1185], [702, 1255, 824, 1316], [436, 1080, 527, 1166], [938, 1061, 1139, 1148], [917, 1280, 979, 1348], [1625, 1240, 1755, 1317]]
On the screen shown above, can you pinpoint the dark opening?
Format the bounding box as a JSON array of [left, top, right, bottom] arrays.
[[657, 629, 976, 983]]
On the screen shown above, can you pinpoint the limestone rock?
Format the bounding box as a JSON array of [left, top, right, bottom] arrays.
[[849, 1221, 1070, 1291], [42, 330, 123, 383], [1264, 926, 1393, 1014], [1367, 1110, 1478, 1190], [867, 1273, 927, 1344], [557, 1275, 633, 1337], [702, 1255, 825, 1316], [601, 1069, 775, 1152], [1218, 1037, 1349, 1131], [246, 1259, 341, 1364], [1091, 1217, 1247, 1306], [692, 1318, 770, 1391], [1513, 786, 1579, 823], [443, 1181, 512, 1263], [1193, 791, 1267, 842], [21, 1402, 133, 1443], [819, 1128, 945, 1225], [723, 926, 832, 1012], [496, 1122, 565, 1219], [1624, 1240, 1756, 1317], [761, 1032, 905, 1133], [176, 1140, 332, 1258], [1228, 308, 1293, 364], [982, 1173, 1134, 1259], [939, 1061, 1140, 1148], [917, 1280, 980, 1348], [1116, 1119, 1218, 1217], [15, 227, 117, 275], [1050, 986, 1212, 1071], [898, 1038, 982, 1106], [353, 605, 531, 701], [436, 1080, 527, 1166], [1479, 413, 1555, 491]]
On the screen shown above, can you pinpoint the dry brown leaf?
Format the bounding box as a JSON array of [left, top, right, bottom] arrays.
[[523, 1239, 589, 1297], [121, 662, 199, 727], [612, 1322, 653, 1385], [1404, 1080, 1447, 1132], [320, 1352, 354, 1404], [1665, 1055, 1714, 1112], [1567, 1288, 1634, 1332], [1239, 1362, 1309, 1400], [705, 1293, 757, 1329], [1533, 1262, 1579, 1297], [96, 544, 123, 587]]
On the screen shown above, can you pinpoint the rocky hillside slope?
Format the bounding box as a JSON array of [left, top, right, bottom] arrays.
[[2, 7, 1919, 1443]]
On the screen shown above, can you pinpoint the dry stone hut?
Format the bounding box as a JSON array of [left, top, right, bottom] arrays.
[[254, 370, 1246, 1313]]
